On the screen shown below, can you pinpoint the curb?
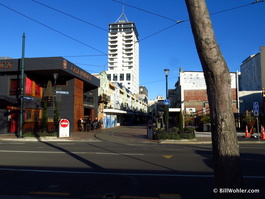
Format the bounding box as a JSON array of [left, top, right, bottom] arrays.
[[0, 137, 101, 142]]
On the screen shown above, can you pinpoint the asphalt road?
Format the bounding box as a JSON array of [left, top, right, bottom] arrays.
[[0, 140, 264, 199]]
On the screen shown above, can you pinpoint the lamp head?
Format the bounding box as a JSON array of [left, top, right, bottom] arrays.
[[53, 73, 58, 80], [164, 69, 169, 76]]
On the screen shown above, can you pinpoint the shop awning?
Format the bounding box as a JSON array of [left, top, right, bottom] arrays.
[[169, 108, 180, 112], [103, 109, 127, 114]]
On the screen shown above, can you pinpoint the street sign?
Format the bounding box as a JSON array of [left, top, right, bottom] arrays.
[[60, 119, 69, 128], [164, 99, 170, 105], [253, 102, 259, 117], [59, 118, 70, 138], [56, 91, 69, 95]]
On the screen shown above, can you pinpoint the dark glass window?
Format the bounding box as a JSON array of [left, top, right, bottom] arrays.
[[10, 79, 19, 95], [113, 74, 118, 81], [107, 74, 111, 81], [120, 73, 124, 81], [126, 73, 131, 81]]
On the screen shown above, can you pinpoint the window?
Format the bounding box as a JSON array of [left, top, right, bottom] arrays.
[[25, 77, 33, 95], [107, 74, 111, 81], [126, 73, 131, 81], [113, 74, 118, 81], [120, 73, 124, 81], [123, 24, 132, 28], [35, 84, 41, 97], [84, 91, 93, 104], [25, 109, 32, 121], [123, 28, 132, 32], [10, 79, 19, 95], [24, 109, 41, 122]]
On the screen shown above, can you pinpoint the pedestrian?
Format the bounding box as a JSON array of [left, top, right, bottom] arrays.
[[97, 118, 103, 129], [92, 117, 98, 131], [78, 118, 84, 132], [85, 117, 91, 132]]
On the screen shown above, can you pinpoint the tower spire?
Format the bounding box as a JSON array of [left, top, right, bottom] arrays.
[[115, 0, 129, 22]]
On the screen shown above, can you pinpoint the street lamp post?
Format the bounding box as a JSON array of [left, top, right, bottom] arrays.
[[164, 69, 169, 131], [18, 33, 26, 138], [53, 73, 58, 132]]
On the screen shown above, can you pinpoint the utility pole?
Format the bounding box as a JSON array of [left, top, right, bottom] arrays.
[[18, 33, 25, 138]]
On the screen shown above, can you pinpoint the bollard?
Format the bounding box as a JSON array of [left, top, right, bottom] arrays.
[[147, 120, 153, 139], [261, 125, 265, 140]]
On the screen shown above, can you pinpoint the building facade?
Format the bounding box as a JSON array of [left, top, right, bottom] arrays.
[[107, 15, 139, 94], [97, 71, 148, 128], [239, 46, 265, 114], [175, 70, 240, 127], [0, 57, 99, 134]]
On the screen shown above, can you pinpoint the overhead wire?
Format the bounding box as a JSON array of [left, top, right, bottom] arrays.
[[140, 76, 178, 86], [113, 0, 180, 23], [129, 0, 264, 85], [113, 0, 264, 43], [1, 1, 263, 78], [32, 0, 108, 32], [62, 54, 106, 57], [0, 2, 108, 56], [210, 0, 264, 16], [74, 63, 105, 67]]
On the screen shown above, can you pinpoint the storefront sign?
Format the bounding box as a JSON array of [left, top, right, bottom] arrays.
[[0, 62, 12, 69], [71, 65, 92, 80]]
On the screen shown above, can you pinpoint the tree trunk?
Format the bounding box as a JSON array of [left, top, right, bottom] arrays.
[[185, 0, 244, 198]]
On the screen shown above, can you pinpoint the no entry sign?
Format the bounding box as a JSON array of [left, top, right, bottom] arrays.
[[59, 118, 70, 138], [60, 119, 69, 128]]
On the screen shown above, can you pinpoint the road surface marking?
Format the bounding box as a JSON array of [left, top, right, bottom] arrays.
[[0, 150, 143, 156], [163, 155, 173, 159]]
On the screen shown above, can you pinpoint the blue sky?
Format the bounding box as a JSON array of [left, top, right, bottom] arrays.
[[1, 0, 264, 100]]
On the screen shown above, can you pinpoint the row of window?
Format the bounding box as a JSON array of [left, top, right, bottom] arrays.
[[110, 28, 133, 33], [10, 78, 42, 98], [110, 24, 133, 28], [107, 73, 131, 81]]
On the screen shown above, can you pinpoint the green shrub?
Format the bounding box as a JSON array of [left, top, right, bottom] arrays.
[[153, 126, 195, 140], [200, 115, 211, 124], [153, 130, 181, 140], [184, 126, 195, 135]]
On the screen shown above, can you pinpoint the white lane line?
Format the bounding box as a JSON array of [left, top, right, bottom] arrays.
[[0, 150, 144, 156], [0, 143, 25, 145]]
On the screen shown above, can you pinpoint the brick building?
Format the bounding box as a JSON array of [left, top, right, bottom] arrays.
[[175, 70, 240, 127]]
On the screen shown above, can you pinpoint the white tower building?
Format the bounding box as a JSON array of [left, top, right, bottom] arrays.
[[107, 13, 139, 94]]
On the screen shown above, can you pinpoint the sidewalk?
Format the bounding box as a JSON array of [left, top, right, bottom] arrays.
[[0, 131, 99, 142], [0, 126, 264, 144]]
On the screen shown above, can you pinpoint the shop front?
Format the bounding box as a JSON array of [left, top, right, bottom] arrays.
[[0, 57, 100, 135]]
